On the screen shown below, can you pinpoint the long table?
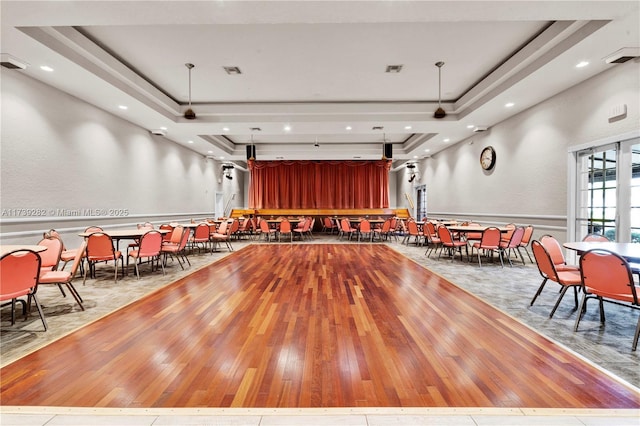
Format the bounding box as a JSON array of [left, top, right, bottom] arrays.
[[563, 241, 640, 263]]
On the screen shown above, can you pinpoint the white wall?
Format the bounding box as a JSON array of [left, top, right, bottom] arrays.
[[395, 60, 640, 242], [0, 71, 240, 244]]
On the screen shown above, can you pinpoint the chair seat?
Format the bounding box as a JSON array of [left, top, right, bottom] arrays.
[[129, 249, 159, 258], [88, 251, 122, 261], [447, 240, 467, 247], [39, 270, 71, 283], [585, 285, 640, 303], [60, 249, 81, 261], [557, 270, 582, 285], [556, 264, 580, 272], [473, 242, 498, 250]]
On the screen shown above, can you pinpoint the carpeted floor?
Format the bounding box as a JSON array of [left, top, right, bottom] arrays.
[[1, 233, 638, 389]]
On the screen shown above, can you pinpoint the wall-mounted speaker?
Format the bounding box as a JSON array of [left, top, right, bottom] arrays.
[[246, 145, 256, 160], [383, 143, 393, 159]]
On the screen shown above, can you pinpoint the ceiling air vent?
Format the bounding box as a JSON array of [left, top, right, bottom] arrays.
[[0, 53, 27, 70], [385, 64, 403, 73], [223, 66, 242, 75], [604, 47, 640, 64]]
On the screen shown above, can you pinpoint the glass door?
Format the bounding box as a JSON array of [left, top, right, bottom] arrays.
[[575, 145, 617, 240], [574, 137, 639, 243]]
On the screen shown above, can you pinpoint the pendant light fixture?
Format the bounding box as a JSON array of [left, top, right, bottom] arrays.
[[184, 63, 196, 120], [433, 61, 446, 119]]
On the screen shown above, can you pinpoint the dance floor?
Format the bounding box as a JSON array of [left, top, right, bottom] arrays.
[[0, 244, 638, 408]]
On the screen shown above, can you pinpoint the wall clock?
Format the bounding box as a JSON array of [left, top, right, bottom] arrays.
[[480, 146, 496, 171]]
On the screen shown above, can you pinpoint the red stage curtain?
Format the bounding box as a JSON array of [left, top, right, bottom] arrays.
[[248, 160, 391, 209]]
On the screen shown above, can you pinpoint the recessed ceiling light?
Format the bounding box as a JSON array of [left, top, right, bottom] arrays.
[[467, 124, 475, 129], [188, 140, 194, 144], [284, 125, 291, 132], [345, 126, 352, 131], [40, 65, 54, 72], [413, 155, 418, 159], [443, 138, 450, 142], [219, 156, 224, 159], [404, 126, 412, 130], [222, 127, 230, 132], [576, 61, 589, 68], [424, 149, 430, 153], [505, 102, 515, 108], [118, 105, 128, 110], [207, 150, 213, 154], [160, 126, 167, 130]]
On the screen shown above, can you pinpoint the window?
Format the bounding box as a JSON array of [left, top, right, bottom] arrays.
[[572, 136, 639, 243]]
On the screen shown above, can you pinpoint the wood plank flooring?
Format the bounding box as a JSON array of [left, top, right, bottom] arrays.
[[1, 244, 638, 408]]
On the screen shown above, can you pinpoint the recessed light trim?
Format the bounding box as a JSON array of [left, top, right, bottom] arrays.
[[188, 140, 194, 144], [40, 65, 54, 72], [467, 124, 475, 129], [118, 105, 128, 110], [207, 150, 213, 154], [345, 126, 352, 131], [443, 138, 450, 142], [222, 127, 230, 132], [284, 125, 291, 132], [505, 102, 515, 108], [404, 126, 412, 130], [576, 61, 589, 68]]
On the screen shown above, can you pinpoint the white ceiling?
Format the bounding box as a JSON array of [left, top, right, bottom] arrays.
[[2, 1, 638, 165]]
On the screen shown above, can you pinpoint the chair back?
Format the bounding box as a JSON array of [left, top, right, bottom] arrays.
[[540, 235, 567, 265], [437, 226, 454, 245], [169, 226, 184, 244], [582, 233, 610, 242], [229, 219, 240, 236], [177, 227, 191, 250], [67, 241, 88, 278], [86, 232, 116, 261], [46, 229, 67, 250], [505, 226, 525, 249], [323, 217, 333, 229], [407, 220, 419, 236], [580, 249, 637, 303], [37, 236, 63, 270], [84, 226, 103, 233], [520, 225, 534, 246], [194, 223, 210, 240], [258, 219, 270, 233], [501, 223, 516, 241], [0, 249, 41, 301], [539, 235, 568, 267], [138, 230, 163, 257], [531, 240, 559, 281], [480, 227, 501, 248], [217, 220, 229, 235], [425, 221, 437, 237], [381, 219, 391, 233], [159, 224, 174, 241], [360, 219, 371, 233], [280, 219, 291, 233], [340, 218, 351, 232]]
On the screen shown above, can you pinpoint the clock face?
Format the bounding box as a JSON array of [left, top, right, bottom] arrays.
[[480, 146, 496, 170]]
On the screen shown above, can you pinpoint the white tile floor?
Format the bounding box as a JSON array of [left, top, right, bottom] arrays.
[[1, 408, 639, 426]]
